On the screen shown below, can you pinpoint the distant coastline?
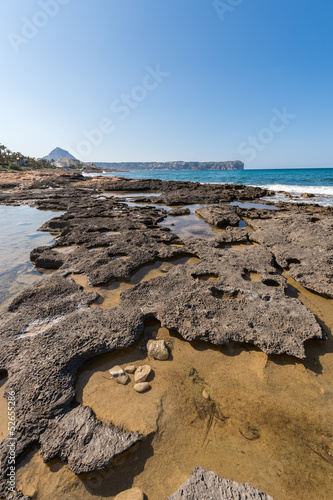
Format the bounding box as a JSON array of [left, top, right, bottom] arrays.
[[93, 160, 244, 171]]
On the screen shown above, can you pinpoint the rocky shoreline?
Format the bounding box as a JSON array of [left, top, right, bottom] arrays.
[[0, 171, 332, 499]]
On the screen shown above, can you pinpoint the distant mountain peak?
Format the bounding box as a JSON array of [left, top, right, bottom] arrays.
[[44, 147, 77, 162]]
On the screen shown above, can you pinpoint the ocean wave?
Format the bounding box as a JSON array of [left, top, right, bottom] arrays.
[[82, 172, 99, 177], [256, 184, 333, 196]]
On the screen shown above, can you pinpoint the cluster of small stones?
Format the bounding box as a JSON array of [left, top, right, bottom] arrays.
[[109, 340, 170, 393]]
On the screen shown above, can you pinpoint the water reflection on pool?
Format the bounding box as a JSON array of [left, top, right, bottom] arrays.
[[0, 205, 64, 308]]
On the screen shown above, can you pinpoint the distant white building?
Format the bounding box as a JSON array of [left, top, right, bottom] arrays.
[[56, 158, 81, 168]]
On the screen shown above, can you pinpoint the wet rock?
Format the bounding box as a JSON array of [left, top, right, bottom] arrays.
[[0, 172, 269, 210], [124, 365, 136, 373], [134, 365, 152, 382], [109, 365, 129, 385], [39, 406, 142, 474], [133, 382, 150, 393], [114, 487, 144, 500], [168, 466, 273, 499], [301, 193, 315, 198], [157, 184, 269, 206], [35, 250, 65, 269], [30, 245, 51, 262], [35, 223, 188, 286], [215, 227, 249, 244], [119, 244, 323, 359], [168, 207, 191, 216], [7, 274, 98, 315], [249, 213, 333, 297], [195, 206, 240, 227], [0, 276, 143, 495], [147, 339, 169, 360]]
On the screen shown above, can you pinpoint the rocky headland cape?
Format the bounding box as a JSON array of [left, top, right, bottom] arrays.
[[94, 160, 244, 171], [0, 171, 332, 499]]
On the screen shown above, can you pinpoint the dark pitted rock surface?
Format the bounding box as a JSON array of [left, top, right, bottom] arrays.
[[7, 274, 98, 315], [247, 212, 333, 298], [39, 406, 142, 474], [0, 275, 144, 497], [117, 243, 323, 358], [168, 207, 191, 216], [0, 171, 331, 498], [168, 466, 273, 500], [0, 173, 272, 212], [214, 227, 249, 244], [195, 206, 240, 228], [301, 192, 315, 198]]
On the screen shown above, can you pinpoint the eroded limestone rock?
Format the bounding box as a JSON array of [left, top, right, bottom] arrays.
[[214, 227, 249, 244], [168, 208, 191, 216], [39, 406, 142, 474], [0, 172, 330, 498], [248, 213, 333, 297], [168, 466, 273, 499], [195, 206, 240, 228], [118, 244, 323, 359]]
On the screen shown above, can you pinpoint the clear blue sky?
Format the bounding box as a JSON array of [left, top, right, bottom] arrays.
[[0, 0, 332, 168]]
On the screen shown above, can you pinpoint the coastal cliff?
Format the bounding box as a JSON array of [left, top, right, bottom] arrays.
[[94, 160, 244, 171]]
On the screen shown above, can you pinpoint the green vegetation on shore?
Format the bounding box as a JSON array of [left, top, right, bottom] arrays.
[[0, 143, 52, 171], [0, 143, 100, 172]]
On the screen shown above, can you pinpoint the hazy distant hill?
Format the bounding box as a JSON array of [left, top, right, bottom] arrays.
[[44, 147, 77, 163], [94, 161, 244, 171]]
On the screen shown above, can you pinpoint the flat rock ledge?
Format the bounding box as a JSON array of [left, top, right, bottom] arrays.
[[39, 406, 142, 474], [168, 467, 273, 500], [0, 172, 331, 499], [195, 206, 240, 228]]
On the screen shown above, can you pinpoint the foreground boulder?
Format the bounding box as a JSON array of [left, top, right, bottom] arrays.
[[168, 467, 273, 500]]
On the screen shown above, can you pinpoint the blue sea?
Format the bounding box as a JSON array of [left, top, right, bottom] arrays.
[[89, 167, 333, 207]]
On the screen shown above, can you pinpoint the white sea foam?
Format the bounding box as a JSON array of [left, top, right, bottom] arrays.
[[256, 184, 333, 196], [82, 172, 98, 177]]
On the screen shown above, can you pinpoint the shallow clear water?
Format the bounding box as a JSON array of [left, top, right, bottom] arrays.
[[0, 205, 63, 308], [230, 201, 278, 210], [102, 191, 162, 198]]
